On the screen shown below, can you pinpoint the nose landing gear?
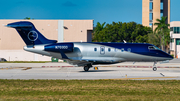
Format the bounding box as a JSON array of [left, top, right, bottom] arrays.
[[153, 67, 157, 71], [153, 62, 157, 71]]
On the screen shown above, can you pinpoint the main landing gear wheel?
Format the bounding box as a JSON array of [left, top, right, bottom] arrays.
[[83, 64, 92, 71], [153, 67, 157, 71], [84, 66, 89, 71]]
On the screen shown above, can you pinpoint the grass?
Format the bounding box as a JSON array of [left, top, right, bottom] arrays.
[[0, 80, 180, 100]]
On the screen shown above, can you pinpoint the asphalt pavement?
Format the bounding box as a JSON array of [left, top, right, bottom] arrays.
[[0, 59, 180, 80]]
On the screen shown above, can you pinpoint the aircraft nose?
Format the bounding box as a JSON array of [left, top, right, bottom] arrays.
[[167, 54, 174, 60]]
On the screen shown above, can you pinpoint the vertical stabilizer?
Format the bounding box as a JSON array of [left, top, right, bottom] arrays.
[[7, 21, 57, 46]]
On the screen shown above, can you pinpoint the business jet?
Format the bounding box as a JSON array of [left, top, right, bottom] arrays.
[[6, 21, 173, 71]]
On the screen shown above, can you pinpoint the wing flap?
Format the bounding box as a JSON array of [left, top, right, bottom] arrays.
[[66, 59, 92, 67]]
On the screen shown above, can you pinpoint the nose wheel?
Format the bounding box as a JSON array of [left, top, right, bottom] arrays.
[[153, 62, 157, 71], [153, 67, 157, 71]]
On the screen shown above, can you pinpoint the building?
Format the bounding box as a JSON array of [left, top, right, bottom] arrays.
[[170, 21, 180, 58], [142, 0, 170, 30], [0, 20, 93, 61]]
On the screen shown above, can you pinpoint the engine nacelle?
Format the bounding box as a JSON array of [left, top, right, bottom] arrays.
[[44, 43, 74, 53]]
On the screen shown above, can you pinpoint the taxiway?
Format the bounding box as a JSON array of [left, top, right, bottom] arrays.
[[0, 60, 180, 80]]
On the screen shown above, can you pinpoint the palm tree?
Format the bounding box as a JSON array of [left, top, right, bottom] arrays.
[[24, 17, 34, 20], [24, 17, 31, 20], [93, 22, 106, 42], [94, 22, 106, 33], [154, 16, 170, 51]]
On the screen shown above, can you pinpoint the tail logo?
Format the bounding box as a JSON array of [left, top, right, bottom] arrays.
[[28, 31, 38, 41]]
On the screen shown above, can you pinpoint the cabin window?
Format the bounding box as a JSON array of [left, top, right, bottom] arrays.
[[127, 48, 131, 52], [101, 48, 104, 51], [114, 48, 117, 52], [108, 48, 111, 52], [121, 48, 124, 52], [94, 48, 97, 51]]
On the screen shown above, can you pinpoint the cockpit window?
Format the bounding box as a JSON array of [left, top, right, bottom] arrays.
[[154, 46, 160, 50], [148, 46, 155, 50], [148, 46, 160, 50]]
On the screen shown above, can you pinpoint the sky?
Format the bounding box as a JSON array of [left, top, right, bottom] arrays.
[[0, 0, 179, 26]]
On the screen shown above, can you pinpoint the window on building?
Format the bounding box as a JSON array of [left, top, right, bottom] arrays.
[[160, 13, 163, 18], [173, 27, 180, 34], [176, 39, 180, 45], [94, 48, 97, 51], [177, 27, 180, 33], [149, 2, 153, 9], [149, 23, 153, 29], [160, 2, 163, 10], [171, 38, 174, 43], [174, 27, 177, 33], [170, 27, 173, 31], [149, 13, 153, 20]]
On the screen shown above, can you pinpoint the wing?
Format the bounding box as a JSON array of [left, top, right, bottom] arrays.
[[65, 59, 92, 67]]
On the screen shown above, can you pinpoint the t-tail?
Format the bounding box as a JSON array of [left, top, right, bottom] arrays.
[[6, 21, 57, 46]]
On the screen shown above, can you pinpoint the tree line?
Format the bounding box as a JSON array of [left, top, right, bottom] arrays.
[[93, 16, 170, 52]]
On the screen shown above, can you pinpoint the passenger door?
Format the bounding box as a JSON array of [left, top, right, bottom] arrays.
[[100, 46, 105, 55]]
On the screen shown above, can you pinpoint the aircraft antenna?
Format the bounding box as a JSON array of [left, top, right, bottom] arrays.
[[123, 40, 127, 43]]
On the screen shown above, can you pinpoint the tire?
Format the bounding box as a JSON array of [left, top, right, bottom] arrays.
[[84, 66, 89, 71], [153, 67, 157, 71]]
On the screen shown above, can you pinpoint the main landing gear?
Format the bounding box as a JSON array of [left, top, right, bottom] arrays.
[[84, 66, 90, 71], [153, 62, 157, 71], [84, 64, 92, 71]]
